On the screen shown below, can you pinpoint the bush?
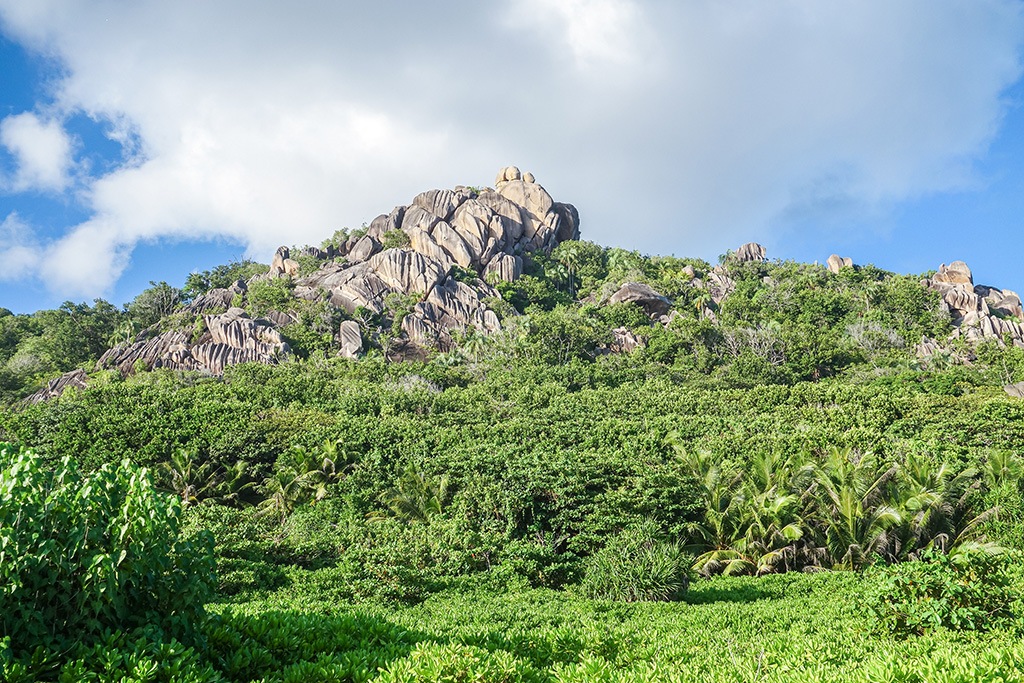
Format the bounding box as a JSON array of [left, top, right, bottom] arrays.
[[866, 548, 1016, 636], [0, 443, 215, 653], [580, 520, 691, 602]]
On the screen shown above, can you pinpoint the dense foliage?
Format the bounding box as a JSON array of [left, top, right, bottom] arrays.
[[3, 242, 1024, 679], [0, 443, 214, 660]]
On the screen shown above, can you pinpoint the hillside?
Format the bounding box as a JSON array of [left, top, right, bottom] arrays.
[[3, 168, 1024, 681]]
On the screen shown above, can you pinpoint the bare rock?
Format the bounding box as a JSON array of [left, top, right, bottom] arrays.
[[608, 282, 671, 317], [271, 246, 290, 274], [497, 180, 554, 246], [933, 261, 973, 286], [413, 188, 464, 219], [348, 235, 381, 262], [338, 320, 363, 359], [407, 228, 455, 269], [476, 191, 526, 244], [367, 206, 406, 239], [706, 271, 736, 305], [827, 254, 854, 275], [368, 248, 448, 296], [1005, 382, 1024, 398], [432, 222, 473, 268], [608, 327, 644, 354], [449, 201, 492, 265], [483, 253, 523, 283], [733, 242, 766, 263], [25, 368, 89, 403]]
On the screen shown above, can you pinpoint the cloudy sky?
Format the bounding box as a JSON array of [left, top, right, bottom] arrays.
[[1, 1, 1023, 313]]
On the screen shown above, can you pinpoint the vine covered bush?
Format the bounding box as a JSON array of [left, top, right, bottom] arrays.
[[0, 443, 215, 654], [866, 547, 1018, 636]]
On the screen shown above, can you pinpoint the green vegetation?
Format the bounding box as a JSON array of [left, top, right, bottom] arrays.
[[3, 242, 1024, 679]]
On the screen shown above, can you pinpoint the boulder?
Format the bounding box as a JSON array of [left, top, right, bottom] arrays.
[[1005, 382, 1024, 398], [367, 206, 406, 239], [733, 242, 766, 263], [608, 327, 643, 354], [933, 261, 973, 286], [431, 221, 474, 268], [449, 201, 492, 264], [476, 191, 526, 244], [483, 253, 522, 283], [25, 368, 88, 404], [706, 271, 736, 305], [338, 320, 363, 359], [608, 282, 671, 317], [368, 248, 448, 296], [826, 254, 854, 274], [413, 188, 464, 219], [497, 180, 554, 245], [347, 235, 380, 262]]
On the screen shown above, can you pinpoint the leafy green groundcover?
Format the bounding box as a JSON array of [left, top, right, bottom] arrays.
[[7, 571, 1022, 682]]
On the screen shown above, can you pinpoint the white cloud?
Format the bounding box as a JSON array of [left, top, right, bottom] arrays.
[[504, 0, 655, 70], [0, 212, 43, 280], [0, 112, 73, 192], [0, 0, 1021, 298]]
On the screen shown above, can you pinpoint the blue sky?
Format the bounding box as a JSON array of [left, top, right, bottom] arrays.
[[1, 1, 1023, 314]]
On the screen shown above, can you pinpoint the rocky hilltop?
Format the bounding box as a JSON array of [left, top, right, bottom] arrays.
[[23, 168, 1024, 403], [93, 166, 579, 378]]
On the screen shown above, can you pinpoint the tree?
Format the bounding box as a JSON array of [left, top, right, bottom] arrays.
[[127, 281, 182, 329]]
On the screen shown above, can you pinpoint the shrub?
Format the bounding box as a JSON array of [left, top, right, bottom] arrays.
[[0, 443, 215, 653], [866, 548, 1016, 636], [580, 520, 691, 602]]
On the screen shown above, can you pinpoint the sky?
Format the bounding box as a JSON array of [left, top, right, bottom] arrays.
[[1, 0, 1023, 314]]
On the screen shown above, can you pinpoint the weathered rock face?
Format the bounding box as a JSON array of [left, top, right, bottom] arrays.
[[733, 242, 766, 263], [827, 254, 854, 275], [99, 308, 290, 376], [608, 282, 671, 317], [290, 168, 580, 351], [932, 261, 973, 286], [338, 320, 363, 359], [25, 368, 88, 403], [923, 260, 1024, 350]]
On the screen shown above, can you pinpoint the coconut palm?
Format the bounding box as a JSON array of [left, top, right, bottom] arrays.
[[258, 440, 354, 524], [371, 462, 451, 524], [161, 449, 219, 507], [811, 448, 901, 570]]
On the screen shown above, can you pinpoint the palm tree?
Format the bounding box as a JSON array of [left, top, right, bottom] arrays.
[[161, 449, 219, 507], [810, 448, 901, 570], [371, 462, 450, 524], [258, 440, 354, 524]]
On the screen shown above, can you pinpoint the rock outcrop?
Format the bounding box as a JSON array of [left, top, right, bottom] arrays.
[[25, 368, 88, 403], [923, 260, 1024, 349], [288, 168, 579, 349], [608, 282, 671, 317], [827, 254, 854, 275], [732, 242, 766, 263], [99, 308, 290, 376], [338, 320, 363, 359]]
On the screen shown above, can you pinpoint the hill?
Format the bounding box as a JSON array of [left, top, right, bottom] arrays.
[[3, 168, 1024, 681]]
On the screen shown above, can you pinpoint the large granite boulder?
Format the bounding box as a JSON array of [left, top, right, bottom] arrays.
[[25, 368, 89, 403], [827, 254, 854, 275], [608, 282, 672, 317]]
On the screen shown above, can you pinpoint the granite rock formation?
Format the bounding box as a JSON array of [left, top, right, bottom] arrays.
[[98, 308, 290, 376], [922, 260, 1024, 348]]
